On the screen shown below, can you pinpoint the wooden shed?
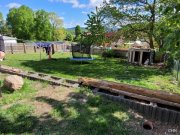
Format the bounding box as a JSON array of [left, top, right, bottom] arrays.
[[128, 40, 154, 65]]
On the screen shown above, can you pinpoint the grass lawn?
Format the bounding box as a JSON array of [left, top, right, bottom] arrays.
[[1, 74, 178, 134], [0, 74, 141, 135], [1, 52, 179, 94]]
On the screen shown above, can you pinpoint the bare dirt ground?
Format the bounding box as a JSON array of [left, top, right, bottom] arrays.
[[0, 73, 179, 135], [31, 84, 72, 116], [31, 82, 180, 135]]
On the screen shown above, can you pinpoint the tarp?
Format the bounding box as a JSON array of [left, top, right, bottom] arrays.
[[35, 42, 53, 48]]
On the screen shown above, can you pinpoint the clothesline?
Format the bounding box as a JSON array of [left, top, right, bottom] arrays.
[[34, 42, 54, 48]]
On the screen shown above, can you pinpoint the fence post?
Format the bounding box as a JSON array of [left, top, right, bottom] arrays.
[[23, 43, 26, 53], [56, 44, 58, 52], [10, 44, 13, 54], [34, 46, 36, 53]]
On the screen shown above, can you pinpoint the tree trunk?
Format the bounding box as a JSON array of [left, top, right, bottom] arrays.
[[149, 35, 154, 49], [149, 0, 156, 49]]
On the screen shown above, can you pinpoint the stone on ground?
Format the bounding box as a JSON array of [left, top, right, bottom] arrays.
[[3, 75, 24, 91]]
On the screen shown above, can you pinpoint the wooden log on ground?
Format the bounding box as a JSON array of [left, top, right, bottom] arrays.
[[78, 77, 180, 104]]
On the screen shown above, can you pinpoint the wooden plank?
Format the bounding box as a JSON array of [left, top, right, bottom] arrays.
[[78, 77, 180, 105], [104, 86, 180, 108]]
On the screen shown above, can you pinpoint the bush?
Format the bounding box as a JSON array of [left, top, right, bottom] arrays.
[[154, 51, 164, 62], [102, 49, 124, 58], [102, 50, 114, 58]]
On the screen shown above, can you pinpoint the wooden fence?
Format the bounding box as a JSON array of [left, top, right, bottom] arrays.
[[4, 43, 107, 55], [4, 43, 71, 54], [4, 43, 129, 58]]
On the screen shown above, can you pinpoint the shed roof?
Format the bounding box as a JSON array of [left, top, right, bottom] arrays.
[[0, 35, 17, 40]]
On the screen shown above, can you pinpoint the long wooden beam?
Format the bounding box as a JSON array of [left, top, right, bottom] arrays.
[[78, 77, 180, 105]]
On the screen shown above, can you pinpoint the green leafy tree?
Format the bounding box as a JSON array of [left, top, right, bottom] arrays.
[[74, 25, 81, 42], [54, 28, 66, 41], [34, 10, 52, 41], [159, 0, 180, 59], [66, 33, 73, 41], [84, 7, 106, 46], [100, 0, 161, 49], [49, 12, 63, 40], [0, 23, 12, 36], [0, 12, 3, 30], [0, 12, 12, 36], [6, 5, 34, 40]]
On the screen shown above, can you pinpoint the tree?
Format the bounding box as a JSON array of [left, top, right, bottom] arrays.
[[7, 5, 34, 40], [34, 10, 52, 41], [66, 33, 73, 41], [158, 0, 180, 59], [54, 28, 66, 41], [74, 25, 81, 42], [84, 7, 106, 46], [49, 12, 63, 40], [100, 0, 161, 49], [0, 12, 4, 34], [0, 12, 3, 30], [0, 12, 12, 36]]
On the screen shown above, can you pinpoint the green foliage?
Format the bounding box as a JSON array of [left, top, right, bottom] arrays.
[[66, 32, 73, 41], [80, 35, 93, 46], [0, 104, 37, 134], [1, 53, 180, 93], [0, 12, 12, 36], [75, 25, 81, 36], [5, 6, 67, 41], [85, 8, 106, 46], [102, 50, 114, 58], [49, 12, 63, 40], [154, 50, 165, 62], [74, 25, 81, 42], [34, 10, 52, 41], [102, 49, 125, 58], [0, 12, 3, 28], [7, 5, 35, 40], [158, 0, 180, 60], [54, 28, 66, 41], [99, 0, 160, 48]]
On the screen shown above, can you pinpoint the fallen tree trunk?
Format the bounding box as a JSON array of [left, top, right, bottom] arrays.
[[78, 77, 180, 104]]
